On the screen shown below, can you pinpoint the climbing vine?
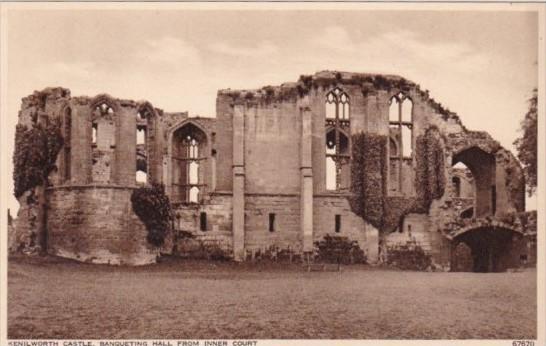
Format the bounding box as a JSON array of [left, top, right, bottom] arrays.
[[349, 132, 387, 230], [350, 128, 445, 234], [131, 183, 173, 247], [13, 120, 64, 198], [415, 127, 445, 211]]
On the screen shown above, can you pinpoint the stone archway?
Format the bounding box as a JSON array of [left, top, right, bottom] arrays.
[[451, 226, 524, 272], [452, 146, 496, 218]]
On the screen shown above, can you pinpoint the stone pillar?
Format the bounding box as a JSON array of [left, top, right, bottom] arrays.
[[163, 155, 170, 196], [232, 104, 246, 261], [71, 105, 91, 184], [300, 99, 314, 252], [211, 153, 217, 192], [115, 107, 137, 185]]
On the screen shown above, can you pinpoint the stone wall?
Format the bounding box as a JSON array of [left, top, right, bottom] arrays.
[[386, 213, 430, 249], [47, 185, 156, 265], [244, 194, 301, 253], [11, 190, 45, 254], [12, 73, 530, 267], [243, 103, 301, 194], [172, 194, 233, 257], [214, 94, 234, 192], [313, 195, 379, 263]]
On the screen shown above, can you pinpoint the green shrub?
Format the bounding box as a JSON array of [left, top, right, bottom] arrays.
[[131, 183, 173, 247], [314, 234, 367, 264]]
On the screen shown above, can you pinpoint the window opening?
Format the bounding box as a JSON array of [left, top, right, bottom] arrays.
[[92, 123, 98, 145], [388, 93, 413, 158], [325, 87, 351, 191], [388, 93, 413, 194], [200, 212, 207, 231], [136, 170, 147, 184], [136, 128, 146, 145], [172, 123, 207, 204], [452, 177, 461, 198], [269, 213, 276, 232]]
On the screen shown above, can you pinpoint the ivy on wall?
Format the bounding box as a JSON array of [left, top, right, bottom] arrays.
[[415, 127, 446, 211], [131, 183, 173, 247], [350, 128, 445, 234], [349, 132, 387, 230], [13, 120, 63, 199], [382, 196, 419, 233], [501, 153, 526, 212]]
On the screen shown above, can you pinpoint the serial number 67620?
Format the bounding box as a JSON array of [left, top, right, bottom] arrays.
[[513, 341, 535, 346]]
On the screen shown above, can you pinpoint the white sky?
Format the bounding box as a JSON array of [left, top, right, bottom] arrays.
[[1, 8, 539, 215]]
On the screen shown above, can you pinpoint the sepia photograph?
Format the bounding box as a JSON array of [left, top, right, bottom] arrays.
[[0, 2, 543, 344]]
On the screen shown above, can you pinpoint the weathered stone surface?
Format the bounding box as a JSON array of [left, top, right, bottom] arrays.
[[10, 71, 531, 270], [47, 186, 156, 265]]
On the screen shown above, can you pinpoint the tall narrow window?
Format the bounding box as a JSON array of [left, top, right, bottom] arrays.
[[389, 137, 399, 193], [389, 93, 413, 194], [335, 214, 341, 233], [136, 128, 146, 145], [136, 110, 148, 184], [172, 123, 207, 203], [452, 177, 461, 198], [200, 212, 207, 231], [91, 101, 116, 183], [269, 213, 276, 232], [389, 93, 413, 158], [92, 123, 98, 145], [491, 185, 496, 215], [325, 88, 350, 191]]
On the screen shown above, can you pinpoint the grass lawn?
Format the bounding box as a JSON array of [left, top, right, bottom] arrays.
[[8, 255, 536, 339]]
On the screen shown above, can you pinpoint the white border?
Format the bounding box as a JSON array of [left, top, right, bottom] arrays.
[[0, 2, 544, 346]]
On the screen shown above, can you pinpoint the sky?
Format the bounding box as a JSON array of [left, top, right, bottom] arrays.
[[1, 7, 539, 215]]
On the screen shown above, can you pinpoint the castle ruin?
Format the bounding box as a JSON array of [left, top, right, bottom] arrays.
[[9, 71, 537, 271]]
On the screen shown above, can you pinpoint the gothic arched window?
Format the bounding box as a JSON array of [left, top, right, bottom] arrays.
[[172, 123, 207, 203], [136, 109, 151, 184], [325, 88, 350, 191], [389, 93, 413, 158], [388, 93, 413, 193]]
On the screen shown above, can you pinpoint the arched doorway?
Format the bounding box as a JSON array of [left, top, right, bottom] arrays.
[[452, 147, 496, 218], [452, 226, 523, 272]]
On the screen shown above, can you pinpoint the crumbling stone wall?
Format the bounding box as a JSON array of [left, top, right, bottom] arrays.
[[7, 210, 16, 252], [47, 186, 155, 265], [12, 88, 70, 255], [11, 88, 178, 264], [172, 194, 232, 258], [11, 71, 530, 268]]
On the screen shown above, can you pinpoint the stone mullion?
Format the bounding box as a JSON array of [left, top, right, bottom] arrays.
[[334, 97, 342, 191], [398, 99, 403, 193]]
